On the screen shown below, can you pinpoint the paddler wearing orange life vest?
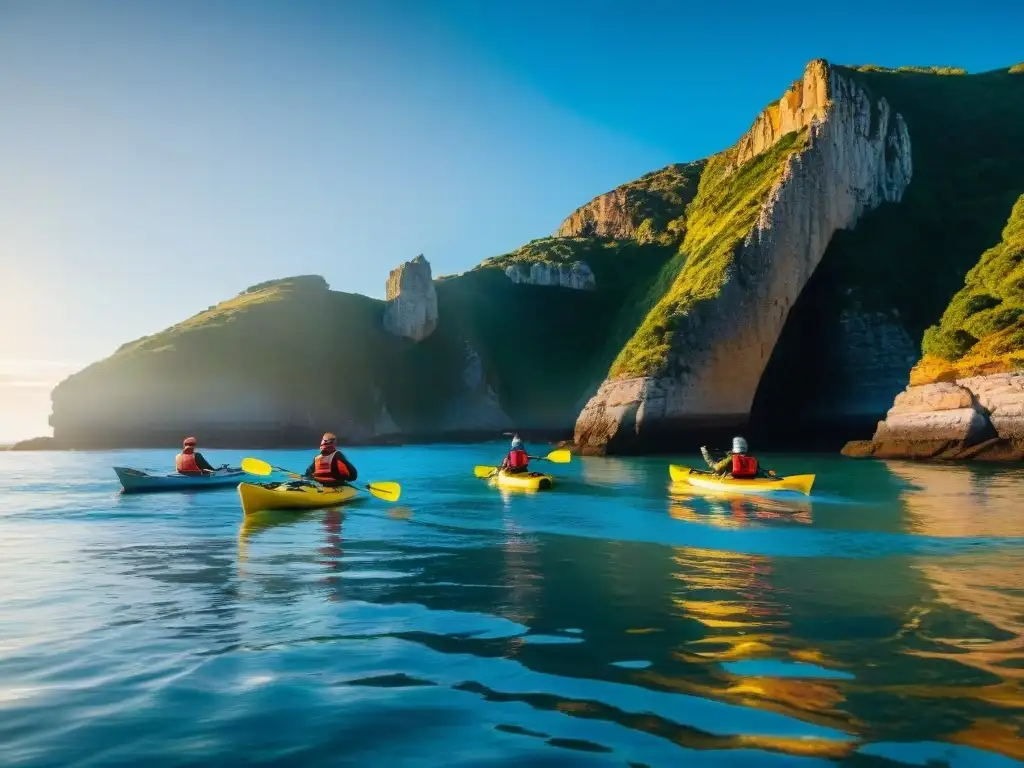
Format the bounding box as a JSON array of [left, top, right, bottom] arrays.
[[700, 436, 760, 479], [500, 434, 530, 475], [175, 437, 218, 475], [303, 432, 359, 487]]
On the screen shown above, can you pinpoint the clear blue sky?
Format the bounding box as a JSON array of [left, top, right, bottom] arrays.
[[1, 0, 1022, 440]]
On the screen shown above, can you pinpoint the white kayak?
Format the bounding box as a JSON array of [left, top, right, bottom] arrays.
[[114, 466, 249, 494]]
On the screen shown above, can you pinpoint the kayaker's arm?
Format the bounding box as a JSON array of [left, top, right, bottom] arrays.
[[303, 461, 316, 479], [700, 446, 718, 470], [335, 451, 358, 482], [194, 452, 216, 473]]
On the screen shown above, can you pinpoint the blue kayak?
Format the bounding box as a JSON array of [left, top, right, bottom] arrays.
[[114, 466, 249, 494]]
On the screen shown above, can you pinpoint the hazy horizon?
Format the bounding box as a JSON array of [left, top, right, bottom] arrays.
[[3, 0, 1023, 442]]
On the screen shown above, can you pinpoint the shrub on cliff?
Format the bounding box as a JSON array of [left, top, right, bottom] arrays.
[[921, 326, 978, 360], [916, 193, 1024, 369]]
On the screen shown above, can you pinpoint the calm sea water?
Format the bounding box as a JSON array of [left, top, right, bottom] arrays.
[[1, 444, 1023, 767]]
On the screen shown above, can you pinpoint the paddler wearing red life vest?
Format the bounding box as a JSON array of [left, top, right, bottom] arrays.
[[500, 434, 530, 475], [303, 432, 359, 487], [175, 437, 218, 475], [700, 436, 760, 479]]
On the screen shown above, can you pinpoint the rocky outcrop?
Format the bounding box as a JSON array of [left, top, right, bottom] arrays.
[[504, 261, 596, 290], [556, 187, 638, 240], [844, 373, 1024, 460], [575, 59, 913, 454], [555, 162, 705, 242], [383, 255, 438, 342]]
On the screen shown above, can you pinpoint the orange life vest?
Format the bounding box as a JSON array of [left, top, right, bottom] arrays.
[[176, 450, 201, 475], [731, 454, 758, 479], [507, 449, 529, 470], [313, 450, 350, 484]]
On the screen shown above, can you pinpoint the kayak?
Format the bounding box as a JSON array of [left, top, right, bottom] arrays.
[[114, 466, 247, 494], [669, 464, 815, 496], [496, 470, 554, 491], [237, 481, 360, 515]]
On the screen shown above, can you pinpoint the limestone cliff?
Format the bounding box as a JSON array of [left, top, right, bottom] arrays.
[[383, 254, 438, 341], [40, 59, 1024, 455], [504, 261, 595, 290], [575, 59, 912, 453]]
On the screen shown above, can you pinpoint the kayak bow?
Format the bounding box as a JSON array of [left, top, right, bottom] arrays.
[[669, 465, 815, 496]]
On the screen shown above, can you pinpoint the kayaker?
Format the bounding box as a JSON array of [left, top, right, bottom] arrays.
[[500, 435, 530, 475], [700, 436, 760, 479], [304, 432, 359, 487], [175, 437, 217, 476]]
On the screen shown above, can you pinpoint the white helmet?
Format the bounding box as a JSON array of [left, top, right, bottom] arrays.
[[511, 435, 523, 449], [732, 436, 748, 454]]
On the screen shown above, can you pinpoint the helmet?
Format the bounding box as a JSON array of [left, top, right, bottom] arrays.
[[510, 435, 523, 450], [321, 432, 337, 448], [183, 437, 197, 447], [732, 436, 748, 454]]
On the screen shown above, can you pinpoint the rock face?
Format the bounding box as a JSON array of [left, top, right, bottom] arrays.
[[383, 255, 438, 341], [845, 373, 1024, 460], [504, 261, 596, 290], [554, 162, 705, 242], [575, 59, 913, 453], [556, 187, 638, 240], [438, 343, 514, 432]]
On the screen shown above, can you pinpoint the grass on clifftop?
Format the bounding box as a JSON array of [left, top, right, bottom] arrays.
[[911, 193, 1024, 382], [609, 129, 808, 378]]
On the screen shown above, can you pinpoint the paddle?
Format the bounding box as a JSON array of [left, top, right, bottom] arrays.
[[474, 448, 572, 479], [240, 457, 401, 502]]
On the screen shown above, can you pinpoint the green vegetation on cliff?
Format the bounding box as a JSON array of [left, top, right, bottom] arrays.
[[914, 193, 1024, 378], [53, 276, 393, 441], [610, 129, 807, 377], [396, 236, 682, 428]]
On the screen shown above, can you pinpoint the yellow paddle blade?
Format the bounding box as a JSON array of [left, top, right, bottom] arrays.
[[241, 457, 274, 476], [366, 481, 401, 503], [544, 449, 572, 464], [474, 465, 497, 478]]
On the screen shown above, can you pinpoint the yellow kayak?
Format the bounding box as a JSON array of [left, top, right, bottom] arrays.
[[237, 481, 360, 515], [496, 470, 554, 491], [669, 465, 815, 496]]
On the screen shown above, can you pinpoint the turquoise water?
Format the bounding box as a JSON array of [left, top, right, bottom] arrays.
[[1, 443, 1023, 766]]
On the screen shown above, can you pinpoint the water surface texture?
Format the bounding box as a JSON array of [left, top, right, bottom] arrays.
[[1, 445, 1023, 766]]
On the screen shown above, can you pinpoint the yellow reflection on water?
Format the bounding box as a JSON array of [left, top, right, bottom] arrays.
[[888, 462, 1024, 689], [668, 487, 813, 528], [499, 514, 541, 646], [655, 543, 859, 738]]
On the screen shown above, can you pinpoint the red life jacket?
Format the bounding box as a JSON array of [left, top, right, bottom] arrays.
[[176, 450, 201, 475], [731, 454, 758, 479], [507, 449, 529, 469], [313, 450, 350, 484]]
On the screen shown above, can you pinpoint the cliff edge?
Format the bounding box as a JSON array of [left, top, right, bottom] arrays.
[[575, 60, 912, 453]]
